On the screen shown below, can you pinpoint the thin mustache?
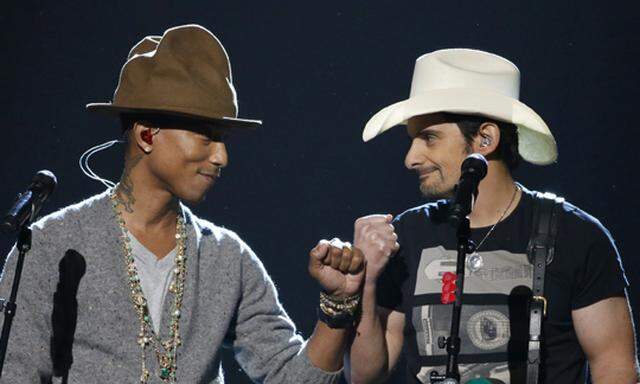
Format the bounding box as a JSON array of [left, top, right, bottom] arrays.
[[200, 168, 222, 178], [416, 166, 439, 175]]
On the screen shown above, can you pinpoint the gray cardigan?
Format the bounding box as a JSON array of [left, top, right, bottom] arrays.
[[0, 191, 341, 383]]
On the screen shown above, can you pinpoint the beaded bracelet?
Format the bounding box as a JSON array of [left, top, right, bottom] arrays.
[[318, 292, 361, 328]]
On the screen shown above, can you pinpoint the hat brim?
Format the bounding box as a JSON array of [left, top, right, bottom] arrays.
[[86, 103, 262, 129], [363, 88, 557, 165]]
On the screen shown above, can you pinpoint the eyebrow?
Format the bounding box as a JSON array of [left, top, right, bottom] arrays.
[[414, 126, 443, 137], [190, 124, 229, 137], [419, 126, 442, 133]]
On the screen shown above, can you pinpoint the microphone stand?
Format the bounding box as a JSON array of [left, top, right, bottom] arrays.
[[430, 217, 475, 384], [0, 223, 32, 378]]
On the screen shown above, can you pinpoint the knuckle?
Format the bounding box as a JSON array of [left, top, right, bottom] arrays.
[[365, 232, 377, 242], [330, 239, 344, 249], [355, 217, 368, 228]]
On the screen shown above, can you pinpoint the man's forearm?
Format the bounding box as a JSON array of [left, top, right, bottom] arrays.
[[348, 282, 389, 383], [305, 321, 350, 372]]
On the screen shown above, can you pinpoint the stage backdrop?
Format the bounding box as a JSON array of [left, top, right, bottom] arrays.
[[1, 1, 638, 382]]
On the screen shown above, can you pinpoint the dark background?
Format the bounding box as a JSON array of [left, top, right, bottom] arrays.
[[1, 1, 638, 382]]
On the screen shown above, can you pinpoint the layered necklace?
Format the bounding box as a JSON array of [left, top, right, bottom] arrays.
[[110, 190, 187, 383], [466, 184, 520, 272]]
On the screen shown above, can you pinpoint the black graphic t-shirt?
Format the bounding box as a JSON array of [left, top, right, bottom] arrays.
[[377, 186, 628, 384]]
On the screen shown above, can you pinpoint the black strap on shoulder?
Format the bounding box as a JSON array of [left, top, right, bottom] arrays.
[[526, 192, 563, 384]]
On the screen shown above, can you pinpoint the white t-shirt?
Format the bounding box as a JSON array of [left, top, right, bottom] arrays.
[[128, 233, 176, 334]]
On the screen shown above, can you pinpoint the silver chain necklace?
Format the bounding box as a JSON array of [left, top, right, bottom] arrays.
[[466, 184, 520, 272]]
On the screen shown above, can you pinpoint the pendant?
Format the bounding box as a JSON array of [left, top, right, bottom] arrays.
[[159, 367, 170, 379], [466, 252, 484, 272]]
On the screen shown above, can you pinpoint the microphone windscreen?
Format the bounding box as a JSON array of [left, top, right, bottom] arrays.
[[461, 153, 488, 180], [31, 170, 58, 195]]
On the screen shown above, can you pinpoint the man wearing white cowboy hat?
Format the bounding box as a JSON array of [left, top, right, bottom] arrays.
[[339, 49, 638, 383], [0, 24, 366, 383]]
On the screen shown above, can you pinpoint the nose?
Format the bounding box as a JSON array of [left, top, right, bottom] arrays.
[[209, 142, 228, 168], [404, 138, 424, 170]]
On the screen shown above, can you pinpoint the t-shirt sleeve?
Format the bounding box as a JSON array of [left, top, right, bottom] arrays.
[[376, 216, 410, 313], [571, 216, 628, 310]]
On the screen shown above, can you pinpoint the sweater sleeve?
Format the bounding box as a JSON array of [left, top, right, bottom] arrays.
[[0, 228, 55, 382], [230, 242, 342, 384]]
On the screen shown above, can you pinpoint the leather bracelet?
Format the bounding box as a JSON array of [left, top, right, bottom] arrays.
[[317, 307, 356, 329]]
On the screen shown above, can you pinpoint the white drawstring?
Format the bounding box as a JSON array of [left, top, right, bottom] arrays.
[[78, 139, 123, 189]]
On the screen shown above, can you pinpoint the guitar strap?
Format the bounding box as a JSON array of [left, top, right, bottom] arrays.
[[526, 192, 564, 384]]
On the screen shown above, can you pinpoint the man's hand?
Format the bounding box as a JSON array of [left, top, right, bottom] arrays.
[[354, 214, 400, 284], [308, 238, 365, 298]]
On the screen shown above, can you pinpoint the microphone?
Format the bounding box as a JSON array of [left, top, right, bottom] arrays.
[[1, 170, 57, 233], [448, 154, 488, 228]]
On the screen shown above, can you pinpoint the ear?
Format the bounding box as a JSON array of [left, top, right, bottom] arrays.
[[132, 121, 155, 154], [471, 122, 501, 157]]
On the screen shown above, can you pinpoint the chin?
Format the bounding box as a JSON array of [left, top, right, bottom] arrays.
[[174, 186, 209, 205], [419, 182, 454, 200], [183, 193, 208, 205]]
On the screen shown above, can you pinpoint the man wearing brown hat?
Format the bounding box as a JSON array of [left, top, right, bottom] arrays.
[[339, 49, 638, 383], [0, 24, 364, 383]]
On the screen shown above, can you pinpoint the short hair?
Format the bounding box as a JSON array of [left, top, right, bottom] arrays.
[[442, 112, 521, 171], [119, 113, 177, 158], [119, 113, 176, 135], [119, 113, 220, 135]]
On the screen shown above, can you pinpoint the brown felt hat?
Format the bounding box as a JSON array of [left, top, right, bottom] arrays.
[[86, 24, 261, 129]]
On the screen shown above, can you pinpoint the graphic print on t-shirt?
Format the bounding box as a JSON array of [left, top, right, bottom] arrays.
[[412, 246, 532, 383], [379, 191, 629, 384]]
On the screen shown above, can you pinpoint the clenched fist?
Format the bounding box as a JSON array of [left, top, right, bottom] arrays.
[[308, 238, 365, 298], [354, 214, 400, 284]]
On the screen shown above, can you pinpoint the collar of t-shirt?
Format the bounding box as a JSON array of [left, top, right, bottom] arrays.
[[127, 233, 177, 334]]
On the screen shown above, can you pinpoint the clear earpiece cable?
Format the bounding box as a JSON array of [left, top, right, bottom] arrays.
[[78, 139, 123, 189]]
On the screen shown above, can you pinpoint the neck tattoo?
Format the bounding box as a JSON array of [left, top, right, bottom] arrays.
[[117, 154, 143, 213], [466, 183, 520, 272], [111, 187, 187, 383]]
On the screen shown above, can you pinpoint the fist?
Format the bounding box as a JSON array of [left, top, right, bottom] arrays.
[[308, 238, 365, 298], [354, 214, 399, 284]]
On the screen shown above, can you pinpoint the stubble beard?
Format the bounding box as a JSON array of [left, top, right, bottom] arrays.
[[418, 173, 455, 200], [419, 147, 471, 200]]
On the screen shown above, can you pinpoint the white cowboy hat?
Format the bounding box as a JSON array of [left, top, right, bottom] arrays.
[[362, 48, 557, 165]]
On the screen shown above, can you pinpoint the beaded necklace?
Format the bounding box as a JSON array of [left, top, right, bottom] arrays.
[[110, 191, 187, 383]]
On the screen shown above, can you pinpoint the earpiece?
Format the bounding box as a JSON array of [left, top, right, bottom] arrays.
[[480, 137, 492, 148], [140, 127, 160, 146], [141, 129, 154, 145]]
